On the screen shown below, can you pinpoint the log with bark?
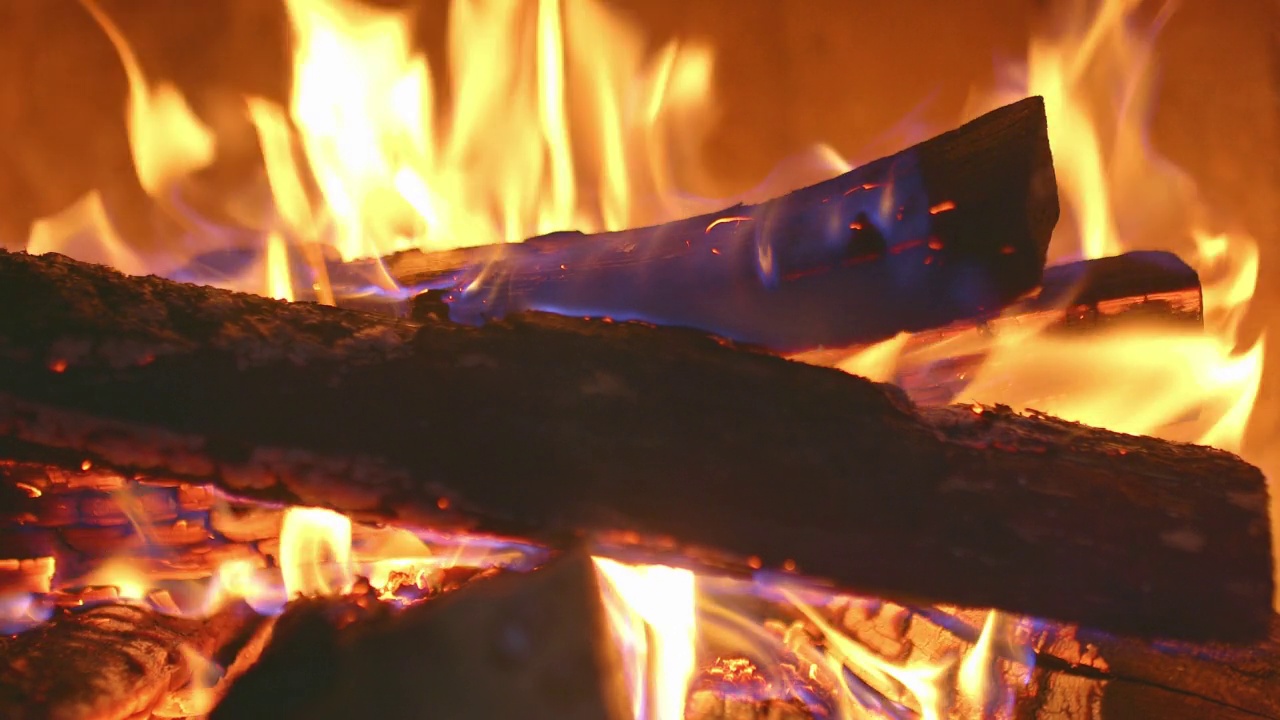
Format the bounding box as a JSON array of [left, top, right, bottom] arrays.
[[327, 96, 1059, 352], [793, 250, 1204, 405], [0, 601, 259, 720], [0, 249, 1270, 642]]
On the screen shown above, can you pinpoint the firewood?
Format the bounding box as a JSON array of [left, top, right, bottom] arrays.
[[211, 550, 630, 720], [794, 250, 1203, 405], [0, 249, 1270, 642], [813, 603, 1280, 720], [356, 96, 1059, 352], [0, 601, 258, 720]]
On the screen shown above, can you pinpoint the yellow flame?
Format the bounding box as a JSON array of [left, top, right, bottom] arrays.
[[785, 592, 953, 720], [81, 558, 150, 600], [957, 610, 1000, 709], [34, 0, 716, 302], [593, 557, 697, 720], [829, 0, 1263, 460], [80, 0, 216, 197], [251, 0, 715, 276], [27, 192, 150, 275], [279, 506, 354, 598], [835, 332, 910, 384], [265, 231, 295, 302]]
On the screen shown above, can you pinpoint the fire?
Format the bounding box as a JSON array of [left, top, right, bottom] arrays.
[[265, 0, 713, 265], [830, 0, 1264, 457], [5, 0, 1274, 717], [594, 558, 698, 720], [29, 0, 715, 302], [80, 0, 217, 198], [279, 506, 355, 598]]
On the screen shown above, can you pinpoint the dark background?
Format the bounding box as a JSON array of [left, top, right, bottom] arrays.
[[0, 0, 1276, 464]]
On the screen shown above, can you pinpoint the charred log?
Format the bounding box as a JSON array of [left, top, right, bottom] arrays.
[[0, 249, 1270, 642], [0, 601, 258, 720], [793, 250, 1204, 406], [355, 96, 1059, 352], [212, 550, 629, 720]]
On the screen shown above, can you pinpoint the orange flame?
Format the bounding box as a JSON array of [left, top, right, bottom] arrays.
[[830, 0, 1264, 461]]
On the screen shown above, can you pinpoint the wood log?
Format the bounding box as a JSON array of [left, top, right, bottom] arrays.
[[211, 549, 630, 720], [690, 591, 1280, 720], [793, 250, 1204, 406], [0, 601, 258, 720], [0, 249, 1270, 642], [820, 603, 1280, 720], [340, 96, 1059, 352]]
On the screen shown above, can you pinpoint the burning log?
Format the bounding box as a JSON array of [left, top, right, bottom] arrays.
[[0, 601, 258, 720], [367, 96, 1058, 352], [211, 550, 630, 720], [810, 603, 1280, 720], [794, 250, 1204, 405], [0, 249, 1270, 642]]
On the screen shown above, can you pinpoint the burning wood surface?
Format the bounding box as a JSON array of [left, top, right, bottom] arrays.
[[0, 0, 1274, 717], [0, 247, 1269, 644], [2, 470, 1278, 719]]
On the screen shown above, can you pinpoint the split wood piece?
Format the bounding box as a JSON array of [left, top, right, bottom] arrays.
[[366, 96, 1058, 352], [0, 249, 1271, 641], [793, 250, 1203, 406], [821, 603, 1280, 720], [211, 550, 630, 720], [0, 601, 258, 720]]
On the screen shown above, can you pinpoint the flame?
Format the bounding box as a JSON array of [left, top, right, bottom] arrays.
[[80, 557, 150, 600], [953, 0, 1264, 455], [256, 0, 715, 292], [957, 611, 1001, 712], [265, 231, 295, 302], [80, 0, 217, 197], [279, 506, 354, 598], [827, 0, 1263, 461], [33, 0, 715, 302], [26, 192, 150, 276], [9, 0, 1274, 714], [593, 557, 697, 720]]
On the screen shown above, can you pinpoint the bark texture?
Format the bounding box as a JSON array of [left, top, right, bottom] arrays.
[[0, 249, 1270, 641]]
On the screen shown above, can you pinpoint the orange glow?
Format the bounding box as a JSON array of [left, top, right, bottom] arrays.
[[49, 359, 68, 374], [844, 182, 880, 195], [12, 482, 41, 500], [704, 215, 752, 233], [81, 558, 151, 601], [928, 200, 956, 215]]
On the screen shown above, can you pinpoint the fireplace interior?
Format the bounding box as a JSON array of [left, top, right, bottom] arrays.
[[0, 0, 1278, 718]]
